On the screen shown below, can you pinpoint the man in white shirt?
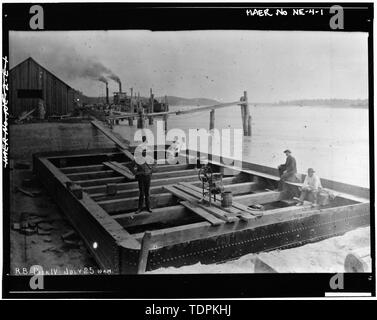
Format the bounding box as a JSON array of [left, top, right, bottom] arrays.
[[296, 168, 322, 205]]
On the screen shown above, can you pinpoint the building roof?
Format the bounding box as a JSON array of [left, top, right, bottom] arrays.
[[10, 57, 75, 90]]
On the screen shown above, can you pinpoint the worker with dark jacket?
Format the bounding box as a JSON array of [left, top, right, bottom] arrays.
[[133, 137, 154, 213], [278, 149, 298, 190]]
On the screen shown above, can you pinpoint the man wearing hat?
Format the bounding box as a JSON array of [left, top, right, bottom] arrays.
[[133, 136, 155, 213], [296, 168, 322, 205], [278, 149, 298, 190]]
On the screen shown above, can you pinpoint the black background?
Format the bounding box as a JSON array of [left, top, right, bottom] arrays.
[[2, 2, 375, 300]]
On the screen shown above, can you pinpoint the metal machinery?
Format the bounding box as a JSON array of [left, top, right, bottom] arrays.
[[198, 164, 223, 206]]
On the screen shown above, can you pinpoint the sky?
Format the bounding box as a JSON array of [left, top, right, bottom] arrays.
[[9, 30, 368, 102]]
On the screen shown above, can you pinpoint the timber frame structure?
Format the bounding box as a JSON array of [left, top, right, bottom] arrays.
[[33, 147, 370, 274]]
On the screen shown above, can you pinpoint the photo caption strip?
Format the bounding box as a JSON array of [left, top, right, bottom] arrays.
[[2, 56, 9, 169]]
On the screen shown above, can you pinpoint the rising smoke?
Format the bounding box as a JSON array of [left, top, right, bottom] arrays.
[[10, 33, 121, 86], [98, 75, 108, 84]]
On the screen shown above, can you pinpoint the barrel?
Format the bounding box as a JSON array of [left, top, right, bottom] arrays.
[[221, 191, 233, 208]]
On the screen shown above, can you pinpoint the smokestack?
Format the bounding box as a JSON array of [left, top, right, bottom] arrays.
[[119, 81, 122, 93], [106, 82, 109, 105]]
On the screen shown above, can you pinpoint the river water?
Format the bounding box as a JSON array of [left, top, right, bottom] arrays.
[[113, 104, 370, 188]]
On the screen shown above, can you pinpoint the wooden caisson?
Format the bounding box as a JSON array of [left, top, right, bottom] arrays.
[[33, 146, 370, 274]]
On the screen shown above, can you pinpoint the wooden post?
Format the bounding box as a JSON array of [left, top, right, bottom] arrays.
[[243, 91, 251, 136], [130, 88, 134, 113], [247, 115, 252, 137], [240, 96, 246, 136], [165, 95, 169, 111], [240, 91, 250, 136], [163, 114, 168, 134], [137, 108, 145, 129], [137, 231, 152, 274], [149, 89, 154, 125], [209, 109, 215, 130], [150, 88, 154, 113]]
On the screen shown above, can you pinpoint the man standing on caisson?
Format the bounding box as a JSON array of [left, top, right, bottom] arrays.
[[133, 136, 154, 213]]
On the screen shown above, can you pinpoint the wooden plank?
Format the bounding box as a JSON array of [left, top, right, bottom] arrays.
[[178, 182, 256, 221], [103, 161, 135, 180], [164, 185, 201, 203], [164, 185, 237, 223], [200, 204, 239, 223], [181, 201, 224, 226]]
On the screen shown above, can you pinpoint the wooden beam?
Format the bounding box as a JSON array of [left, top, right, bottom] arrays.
[[233, 191, 284, 206], [146, 100, 246, 117], [223, 181, 259, 195], [76, 176, 125, 187], [92, 185, 166, 201], [209, 109, 215, 130], [205, 158, 280, 182], [137, 231, 151, 274], [164, 185, 238, 223], [98, 193, 178, 214], [61, 163, 111, 174], [189, 175, 248, 188], [76, 169, 198, 187], [91, 120, 129, 150], [83, 174, 199, 195], [181, 201, 225, 226], [103, 161, 135, 180], [62, 162, 192, 175], [67, 170, 118, 181], [164, 185, 199, 202], [178, 182, 258, 220], [174, 184, 240, 222]]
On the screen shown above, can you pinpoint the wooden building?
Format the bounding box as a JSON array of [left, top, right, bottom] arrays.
[[9, 57, 76, 117]]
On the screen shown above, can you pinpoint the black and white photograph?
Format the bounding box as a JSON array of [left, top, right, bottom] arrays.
[[0, 2, 374, 300]]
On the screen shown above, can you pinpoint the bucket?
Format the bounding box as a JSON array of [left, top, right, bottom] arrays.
[[317, 191, 330, 206], [221, 191, 233, 208]]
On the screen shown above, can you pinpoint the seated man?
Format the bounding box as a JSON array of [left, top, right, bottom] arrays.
[[296, 168, 322, 206], [278, 149, 299, 190]]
